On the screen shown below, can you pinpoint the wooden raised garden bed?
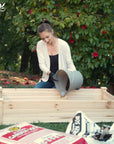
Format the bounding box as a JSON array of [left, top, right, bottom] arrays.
[[0, 87, 114, 124]]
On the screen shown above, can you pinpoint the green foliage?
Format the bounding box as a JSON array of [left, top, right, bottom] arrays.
[[0, 1, 25, 71], [0, 0, 113, 86]]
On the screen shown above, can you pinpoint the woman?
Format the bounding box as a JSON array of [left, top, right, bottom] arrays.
[[34, 19, 76, 88]]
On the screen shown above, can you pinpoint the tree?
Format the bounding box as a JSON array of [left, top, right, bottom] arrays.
[[0, 2, 25, 71], [0, 0, 113, 86], [0, 0, 40, 73]]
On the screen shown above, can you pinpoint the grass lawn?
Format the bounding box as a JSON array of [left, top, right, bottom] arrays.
[[0, 123, 68, 132], [0, 122, 113, 133]]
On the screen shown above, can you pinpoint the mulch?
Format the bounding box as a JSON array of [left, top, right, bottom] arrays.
[[0, 70, 40, 87]]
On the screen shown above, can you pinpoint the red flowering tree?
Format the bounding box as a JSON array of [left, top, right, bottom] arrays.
[[1, 0, 113, 87]]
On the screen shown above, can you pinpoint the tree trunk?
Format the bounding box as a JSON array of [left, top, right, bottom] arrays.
[[20, 41, 30, 72], [29, 52, 40, 74]]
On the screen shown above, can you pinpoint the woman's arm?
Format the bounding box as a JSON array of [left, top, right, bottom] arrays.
[[64, 42, 76, 71], [37, 41, 50, 74]]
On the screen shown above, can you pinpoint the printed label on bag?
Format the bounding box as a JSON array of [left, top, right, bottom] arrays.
[[2, 125, 44, 141], [0, 142, 7, 144], [35, 133, 65, 144]]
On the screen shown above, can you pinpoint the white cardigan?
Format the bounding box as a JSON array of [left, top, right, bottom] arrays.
[[37, 38, 76, 81]]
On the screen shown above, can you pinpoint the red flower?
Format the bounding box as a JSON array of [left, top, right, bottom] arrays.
[[81, 24, 87, 29], [56, 4, 60, 6], [69, 33, 72, 39], [76, 12, 80, 17], [84, 5, 87, 8], [92, 52, 99, 58], [91, 86, 97, 88], [34, 49, 37, 53], [4, 81, 10, 84], [33, 46, 37, 53], [42, 8, 47, 12], [28, 8, 32, 14], [68, 38, 75, 44], [102, 30, 107, 35]]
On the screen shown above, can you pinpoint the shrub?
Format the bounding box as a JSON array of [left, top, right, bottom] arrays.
[[2, 0, 114, 87]]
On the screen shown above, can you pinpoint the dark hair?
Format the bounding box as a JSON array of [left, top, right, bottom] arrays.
[[37, 19, 53, 34]]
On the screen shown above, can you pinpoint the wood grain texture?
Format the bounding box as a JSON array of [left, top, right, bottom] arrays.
[[0, 87, 114, 124]]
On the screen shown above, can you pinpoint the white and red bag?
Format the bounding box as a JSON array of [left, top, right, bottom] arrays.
[[0, 122, 87, 144]]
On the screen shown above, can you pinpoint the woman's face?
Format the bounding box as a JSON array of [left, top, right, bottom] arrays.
[[39, 30, 54, 45]]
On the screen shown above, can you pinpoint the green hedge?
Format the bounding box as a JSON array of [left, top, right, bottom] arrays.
[[2, 0, 114, 87]]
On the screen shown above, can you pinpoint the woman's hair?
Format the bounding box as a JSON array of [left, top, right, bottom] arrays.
[[37, 19, 54, 34]]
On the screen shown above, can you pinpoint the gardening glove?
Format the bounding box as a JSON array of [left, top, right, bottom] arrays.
[[49, 72, 58, 82]]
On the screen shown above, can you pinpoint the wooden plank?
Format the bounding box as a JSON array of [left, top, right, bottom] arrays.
[[0, 87, 2, 98], [3, 109, 114, 122], [3, 115, 114, 124], [2, 95, 100, 100], [2, 88, 101, 100], [0, 98, 3, 124], [3, 100, 114, 109], [1, 87, 114, 124], [3, 110, 114, 124], [101, 87, 106, 100], [2, 100, 114, 124], [4, 108, 114, 115], [104, 89, 114, 100]]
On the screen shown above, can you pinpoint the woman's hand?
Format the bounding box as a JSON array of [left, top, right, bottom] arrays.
[[47, 71, 51, 75]]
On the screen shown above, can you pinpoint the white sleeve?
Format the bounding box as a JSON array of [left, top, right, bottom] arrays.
[[36, 41, 49, 74], [64, 42, 76, 71]]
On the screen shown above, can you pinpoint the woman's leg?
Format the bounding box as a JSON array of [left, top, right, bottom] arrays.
[[34, 80, 55, 88]]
